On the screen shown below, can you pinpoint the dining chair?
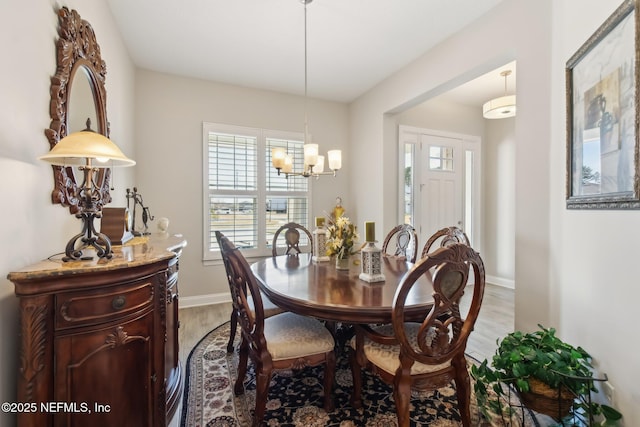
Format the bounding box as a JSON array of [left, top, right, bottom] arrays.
[[381, 224, 418, 263], [216, 232, 284, 353], [271, 222, 313, 256], [421, 225, 470, 259], [349, 243, 485, 427], [217, 232, 336, 425]]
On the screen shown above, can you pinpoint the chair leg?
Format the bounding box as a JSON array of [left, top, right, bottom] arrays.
[[253, 365, 272, 427], [393, 369, 412, 427], [453, 355, 472, 427], [349, 347, 363, 409], [234, 338, 249, 395], [227, 310, 238, 353], [322, 350, 336, 412]]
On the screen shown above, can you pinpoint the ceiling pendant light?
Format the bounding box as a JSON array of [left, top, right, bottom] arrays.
[[483, 70, 516, 119], [271, 0, 341, 178]]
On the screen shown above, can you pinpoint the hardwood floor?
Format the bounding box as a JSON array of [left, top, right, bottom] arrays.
[[462, 283, 514, 363]]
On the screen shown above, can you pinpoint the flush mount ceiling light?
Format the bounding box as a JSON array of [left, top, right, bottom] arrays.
[[483, 70, 516, 119]]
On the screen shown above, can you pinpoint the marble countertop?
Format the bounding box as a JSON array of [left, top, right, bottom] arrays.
[[7, 234, 187, 282]]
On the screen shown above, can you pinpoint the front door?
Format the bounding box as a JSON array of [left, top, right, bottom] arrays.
[[399, 125, 480, 247], [420, 133, 464, 236]]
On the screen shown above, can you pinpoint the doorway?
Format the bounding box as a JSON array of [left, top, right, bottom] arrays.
[[399, 125, 481, 248]]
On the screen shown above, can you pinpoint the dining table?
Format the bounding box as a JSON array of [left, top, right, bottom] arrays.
[[250, 253, 435, 324]]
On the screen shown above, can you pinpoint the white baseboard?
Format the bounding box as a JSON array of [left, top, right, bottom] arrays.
[[180, 292, 230, 308], [486, 275, 515, 289]]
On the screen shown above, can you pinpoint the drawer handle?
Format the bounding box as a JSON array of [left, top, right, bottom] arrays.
[[112, 295, 126, 310]]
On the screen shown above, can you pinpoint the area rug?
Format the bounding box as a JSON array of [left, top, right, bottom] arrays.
[[181, 322, 539, 426]]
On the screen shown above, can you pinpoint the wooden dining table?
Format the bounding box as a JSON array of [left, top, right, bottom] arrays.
[[251, 253, 435, 324]]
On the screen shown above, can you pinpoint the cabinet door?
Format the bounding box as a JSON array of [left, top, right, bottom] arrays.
[[54, 311, 155, 427]]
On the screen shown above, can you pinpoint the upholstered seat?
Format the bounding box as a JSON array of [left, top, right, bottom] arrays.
[[264, 312, 335, 360], [350, 323, 450, 376], [216, 231, 336, 426], [350, 243, 485, 427]]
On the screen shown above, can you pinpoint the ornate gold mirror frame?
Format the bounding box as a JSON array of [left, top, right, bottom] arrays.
[[45, 7, 112, 214]]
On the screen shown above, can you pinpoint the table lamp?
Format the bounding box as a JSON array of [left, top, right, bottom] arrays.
[[39, 130, 135, 261]]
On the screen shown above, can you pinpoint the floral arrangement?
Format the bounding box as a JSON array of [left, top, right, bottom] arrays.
[[325, 216, 358, 259]]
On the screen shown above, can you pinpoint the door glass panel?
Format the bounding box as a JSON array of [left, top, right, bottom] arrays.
[[403, 143, 415, 224], [429, 146, 454, 171], [465, 150, 474, 245]]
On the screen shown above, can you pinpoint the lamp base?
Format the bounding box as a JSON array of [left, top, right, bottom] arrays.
[[63, 211, 113, 262]]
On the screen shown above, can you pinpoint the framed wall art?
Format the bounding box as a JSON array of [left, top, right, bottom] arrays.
[[566, 0, 640, 209]]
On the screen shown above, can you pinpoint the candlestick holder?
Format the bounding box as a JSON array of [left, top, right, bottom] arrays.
[[359, 241, 385, 283], [312, 217, 330, 262]]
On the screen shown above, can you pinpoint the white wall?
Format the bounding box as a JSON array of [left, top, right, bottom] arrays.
[[134, 69, 350, 299], [483, 117, 516, 286], [0, 1, 136, 425], [350, 0, 637, 424]]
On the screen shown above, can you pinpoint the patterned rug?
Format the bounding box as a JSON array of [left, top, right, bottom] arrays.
[[181, 322, 539, 426]]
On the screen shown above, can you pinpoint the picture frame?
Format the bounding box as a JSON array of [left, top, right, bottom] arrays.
[[566, 0, 640, 209]]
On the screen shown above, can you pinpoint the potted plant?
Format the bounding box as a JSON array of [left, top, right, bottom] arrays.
[[471, 325, 622, 426]]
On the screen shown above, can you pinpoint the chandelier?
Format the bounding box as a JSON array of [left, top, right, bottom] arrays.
[[271, 0, 342, 178], [483, 70, 516, 119]]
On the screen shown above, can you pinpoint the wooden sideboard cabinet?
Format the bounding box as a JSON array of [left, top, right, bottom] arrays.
[[7, 234, 187, 427]]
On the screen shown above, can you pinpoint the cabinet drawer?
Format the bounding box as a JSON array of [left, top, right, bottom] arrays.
[[56, 280, 154, 330]]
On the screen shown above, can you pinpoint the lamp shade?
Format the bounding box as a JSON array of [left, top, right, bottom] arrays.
[[482, 95, 516, 119], [39, 131, 136, 167], [327, 150, 342, 170]]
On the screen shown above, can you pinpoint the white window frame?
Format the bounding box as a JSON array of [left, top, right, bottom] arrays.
[[202, 122, 311, 261]]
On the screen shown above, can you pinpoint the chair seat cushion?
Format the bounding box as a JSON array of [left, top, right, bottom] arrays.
[[350, 323, 450, 376], [262, 292, 285, 318], [264, 312, 335, 361], [247, 292, 285, 318]]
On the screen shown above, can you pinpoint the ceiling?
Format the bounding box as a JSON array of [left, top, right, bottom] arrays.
[[106, 0, 513, 106]]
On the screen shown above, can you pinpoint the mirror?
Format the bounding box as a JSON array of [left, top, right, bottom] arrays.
[[45, 7, 112, 214], [68, 66, 98, 133]]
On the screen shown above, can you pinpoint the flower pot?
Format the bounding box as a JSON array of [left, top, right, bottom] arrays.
[[519, 378, 574, 419], [335, 256, 350, 270]]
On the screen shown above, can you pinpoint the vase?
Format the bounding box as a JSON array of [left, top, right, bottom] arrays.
[[335, 255, 350, 270]]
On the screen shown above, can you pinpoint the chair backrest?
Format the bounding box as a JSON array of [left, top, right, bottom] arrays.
[[216, 231, 265, 338], [421, 226, 470, 259], [271, 222, 313, 257], [392, 243, 485, 366], [381, 224, 418, 263]]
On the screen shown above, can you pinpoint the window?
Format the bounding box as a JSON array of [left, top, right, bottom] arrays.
[[203, 123, 310, 260], [428, 145, 455, 171]]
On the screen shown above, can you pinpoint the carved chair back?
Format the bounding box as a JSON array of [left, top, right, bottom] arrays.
[[216, 231, 265, 346], [351, 243, 485, 427], [421, 226, 470, 259], [381, 224, 419, 263], [271, 222, 313, 257]]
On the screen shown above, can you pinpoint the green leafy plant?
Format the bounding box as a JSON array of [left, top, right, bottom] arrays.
[[471, 325, 622, 426]]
